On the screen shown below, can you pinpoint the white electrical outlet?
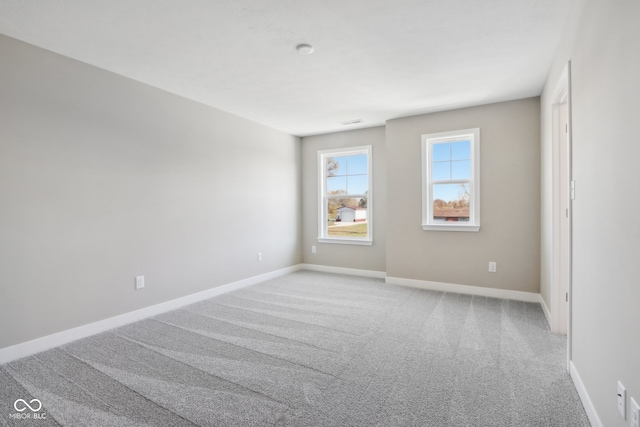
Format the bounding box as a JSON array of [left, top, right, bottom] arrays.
[[618, 381, 626, 419], [135, 276, 144, 290], [311, 246, 316, 254], [257, 252, 262, 262], [631, 397, 639, 427], [488, 262, 497, 273]]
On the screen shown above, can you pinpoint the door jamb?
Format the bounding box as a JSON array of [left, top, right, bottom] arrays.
[[551, 61, 573, 369]]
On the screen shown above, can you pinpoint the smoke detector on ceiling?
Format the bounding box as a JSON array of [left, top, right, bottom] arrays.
[[296, 44, 314, 55], [340, 119, 364, 126]]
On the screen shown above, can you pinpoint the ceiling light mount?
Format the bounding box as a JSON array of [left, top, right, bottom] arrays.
[[296, 44, 314, 55]]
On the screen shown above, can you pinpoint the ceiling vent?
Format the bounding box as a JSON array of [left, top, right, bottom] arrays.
[[340, 119, 364, 126]]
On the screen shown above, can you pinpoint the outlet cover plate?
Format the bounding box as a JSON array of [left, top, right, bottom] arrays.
[[631, 397, 639, 427], [618, 381, 626, 419]]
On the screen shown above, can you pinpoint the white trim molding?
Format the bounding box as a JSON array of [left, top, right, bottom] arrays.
[[0, 265, 302, 365], [570, 361, 603, 427], [300, 263, 386, 279], [386, 276, 540, 302], [317, 238, 373, 246], [539, 294, 552, 328]]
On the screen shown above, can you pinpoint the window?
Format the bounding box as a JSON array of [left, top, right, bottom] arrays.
[[422, 128, 480, 231], [318, 146, 372, 245]]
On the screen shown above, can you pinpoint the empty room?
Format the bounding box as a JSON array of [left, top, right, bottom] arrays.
[[0, 0, 638, 426]]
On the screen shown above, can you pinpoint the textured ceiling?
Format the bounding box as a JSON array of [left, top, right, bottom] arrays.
[[0, 0, 571, 136]]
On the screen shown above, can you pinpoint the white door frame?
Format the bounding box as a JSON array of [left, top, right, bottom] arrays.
[[550, 61, 573, 367]]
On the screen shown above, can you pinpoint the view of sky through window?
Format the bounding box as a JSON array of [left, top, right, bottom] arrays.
[[326, 154, 368, 195]]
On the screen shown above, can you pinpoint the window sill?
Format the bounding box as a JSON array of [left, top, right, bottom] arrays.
[[317, 237, 373, 246], [421, 224, 480, 232]]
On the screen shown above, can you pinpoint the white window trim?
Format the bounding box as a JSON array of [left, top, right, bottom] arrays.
[[318, 145, 373, 245], [421, 128, 480, 232]]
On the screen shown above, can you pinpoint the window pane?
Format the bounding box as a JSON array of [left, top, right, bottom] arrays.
[[451, 160, 471, 180], [347, 174, 368, 195], [327, 204, 368, 238], [327, 176, 347, 195], [451, 140, 471, 160], [347, 154, 368, 175], [326, 156, 346, 177], [321, 146, 373, 241], [432, 161, 450, 181], [432, 183, 470, 222], [432, 143, 451, 162]]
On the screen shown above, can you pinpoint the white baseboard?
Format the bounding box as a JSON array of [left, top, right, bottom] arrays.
[[570, 361, 602, 427], [300, 263, 386, 279], [0, 264, 302, 365], [539, 294, 552, 328], [385, 276, 540, 303]]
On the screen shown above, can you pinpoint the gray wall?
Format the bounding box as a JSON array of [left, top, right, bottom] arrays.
[[0, 35, 301, 350], [301, 127, 386, 273], [386, 98, 541, 293], [541, 0, 640, 425]]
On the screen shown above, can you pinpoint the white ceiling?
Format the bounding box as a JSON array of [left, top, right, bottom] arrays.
[[0, 0, 571, 137]]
